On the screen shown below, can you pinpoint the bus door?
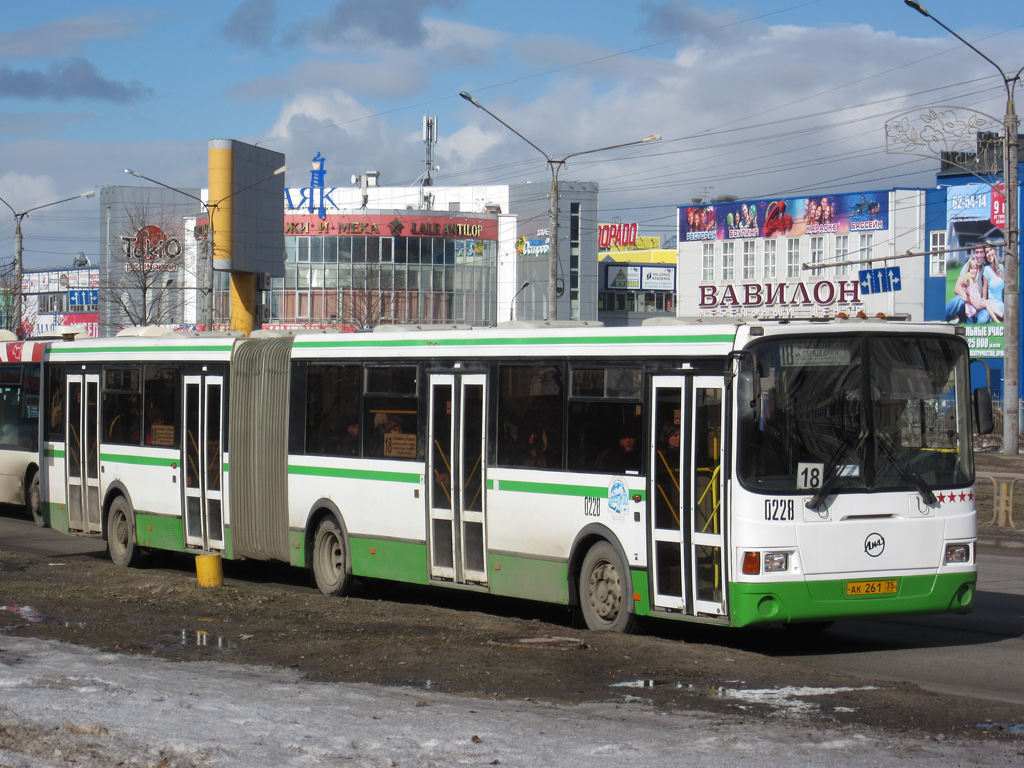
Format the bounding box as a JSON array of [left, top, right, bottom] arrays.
[[427, 373, 488, 585], [65, 373, 102, 534], [182, 375, 225, 551], [650, 376, 727, 618]]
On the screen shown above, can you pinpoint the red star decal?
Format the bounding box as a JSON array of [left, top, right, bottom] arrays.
[[958, 492, 967, 502], [969, 491, 974, 501], [937, 493, 947, 503]]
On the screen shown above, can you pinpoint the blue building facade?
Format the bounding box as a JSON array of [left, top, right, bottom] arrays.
[[923, 132, 1024, 399]]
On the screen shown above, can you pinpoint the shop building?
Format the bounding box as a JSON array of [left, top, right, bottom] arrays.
[[19, 263, 100, 338], [676, 189, 929, 321], [596, 222, 677, 326]]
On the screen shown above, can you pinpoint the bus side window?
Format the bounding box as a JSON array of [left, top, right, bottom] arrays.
[[364, 365, 418, 460], [496, 364, 564, 469], [103, 366, 142, 446], [305, 363, 361, 457], [567, 367, 643, 473], [144, 365, 181, 447], [47, 366, 65, 440]]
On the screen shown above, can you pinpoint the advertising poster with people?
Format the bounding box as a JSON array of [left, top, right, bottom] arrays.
[[678, 191, 889, 241], [943, 183, 1005, 357]]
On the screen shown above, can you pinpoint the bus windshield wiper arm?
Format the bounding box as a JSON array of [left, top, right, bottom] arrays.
[[875, 433, 938, 505], [805, 429, 869, 511], [806, 472, 840, 510]]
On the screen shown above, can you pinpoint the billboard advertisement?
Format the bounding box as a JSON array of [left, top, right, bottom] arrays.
[[943, 182, 1006, 356], [679, 191, 889, 242]]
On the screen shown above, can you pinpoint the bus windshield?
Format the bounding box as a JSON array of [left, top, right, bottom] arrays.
[[738, 334, 973, 495]]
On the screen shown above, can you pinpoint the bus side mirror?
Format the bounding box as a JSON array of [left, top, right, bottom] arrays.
[[973, 387, 994, 435]]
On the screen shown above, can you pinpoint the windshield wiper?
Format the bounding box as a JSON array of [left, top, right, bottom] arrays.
[[875, 432, 938, 505], [806, 429, 869, 511]]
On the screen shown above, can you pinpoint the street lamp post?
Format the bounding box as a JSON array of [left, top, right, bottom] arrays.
[[0, 190, 96, 337], [905, 0, 1024, 455], [459, 91, 659, 321], [509, 280, 530, 321], [125, 166, 286, 330]]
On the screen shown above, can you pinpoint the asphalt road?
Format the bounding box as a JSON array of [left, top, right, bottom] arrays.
[[745, 548, 1024, 707], [1, 507, 1021, 710]]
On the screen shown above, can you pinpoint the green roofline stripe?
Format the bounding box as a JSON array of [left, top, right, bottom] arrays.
[[49, 343, 234, 355], [290, 464, 422, 484], [294, 332, 733, 350]]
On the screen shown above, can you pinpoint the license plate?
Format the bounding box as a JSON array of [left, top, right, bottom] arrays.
[[845, 579, 898, 596]]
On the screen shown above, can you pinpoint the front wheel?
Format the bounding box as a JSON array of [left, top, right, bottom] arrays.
[[579, 541, 638, 633], [312, 516, 353, 597], [107, 497, 144, 568], [26, 472, 44, 527]]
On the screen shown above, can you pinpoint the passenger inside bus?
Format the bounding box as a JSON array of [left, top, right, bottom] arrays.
[[596, 421, 641, 474]]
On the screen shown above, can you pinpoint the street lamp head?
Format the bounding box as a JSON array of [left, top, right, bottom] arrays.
[[904, 0, 930, 17], [125, 169, 143, 178], [459, 91, 482, 109], [642, 135, 662, 143], [80, 191, 96, 199]]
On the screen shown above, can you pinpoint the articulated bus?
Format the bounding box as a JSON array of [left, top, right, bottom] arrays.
[[0, 334, 44, 525], [39, 318, 981, 631]]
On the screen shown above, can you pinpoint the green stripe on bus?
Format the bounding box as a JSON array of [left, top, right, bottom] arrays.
[[290, 464, 421, 484], [294, 332, 732, 350], [46, 448, 65, 459], [49, 344, 234, 355], [495, 478, 646, 501], [101, 452, 180, 467], [728, 571, 976, 627]]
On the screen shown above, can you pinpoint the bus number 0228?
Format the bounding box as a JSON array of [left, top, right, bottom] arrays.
[[764, 499, 795, 521]]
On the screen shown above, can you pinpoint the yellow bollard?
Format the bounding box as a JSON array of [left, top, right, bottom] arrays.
[[195, 553, 223, 587]]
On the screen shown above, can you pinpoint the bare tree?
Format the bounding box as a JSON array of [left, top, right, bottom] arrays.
[[0, 258, 17, 334], [103, 195, 200, 329], [343, 260, 389, 328]]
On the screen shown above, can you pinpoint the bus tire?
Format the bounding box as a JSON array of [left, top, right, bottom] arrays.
[[107, 496, 144, 568], [579, 541, 638, 633], [312, 516, 353, 597], [27, 472, 44, 528]]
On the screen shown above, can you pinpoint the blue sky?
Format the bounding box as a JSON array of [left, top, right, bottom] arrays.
[[1, 0, 1022, 268]]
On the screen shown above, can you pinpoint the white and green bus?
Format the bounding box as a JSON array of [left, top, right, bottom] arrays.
[[40, 318, 983, 630]]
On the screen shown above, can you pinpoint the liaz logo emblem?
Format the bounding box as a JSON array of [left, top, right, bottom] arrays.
[[864, 533, 885, 557]]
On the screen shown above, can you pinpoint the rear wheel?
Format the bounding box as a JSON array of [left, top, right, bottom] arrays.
[[312, 516, 353, 597], [579, 541, 638, 633], [26, 472, 44, 527], [107, 497, 144, 568]]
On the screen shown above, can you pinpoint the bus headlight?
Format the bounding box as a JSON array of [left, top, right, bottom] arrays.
[[764, 552, 790, 572], [944, 543, 971, 564]]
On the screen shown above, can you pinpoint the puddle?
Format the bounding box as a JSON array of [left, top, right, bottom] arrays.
[[174, 629, 231, 650], [490, 636, 587, 650], [977, 722, 1024, 736], [609, 679, 876, 718]]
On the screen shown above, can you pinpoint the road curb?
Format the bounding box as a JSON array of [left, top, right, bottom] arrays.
[[977, 535, 1024, 551]]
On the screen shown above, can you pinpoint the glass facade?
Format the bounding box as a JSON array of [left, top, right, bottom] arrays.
[[214, 229, 499, 328]]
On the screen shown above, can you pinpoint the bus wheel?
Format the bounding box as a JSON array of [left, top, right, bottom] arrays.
[[107, 497, 144, 568], [312, 516, 352, 597], [27, 473, 44, 528], [579, 541, 638, 633]]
